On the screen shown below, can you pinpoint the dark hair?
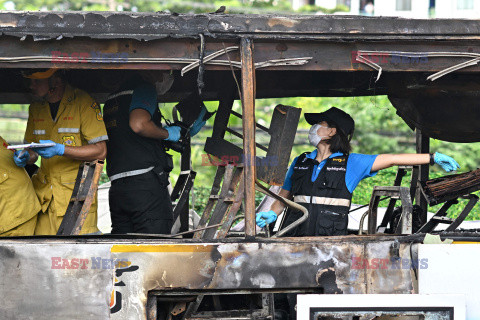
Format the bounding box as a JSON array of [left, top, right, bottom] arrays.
[[326, 121, 352, 155]]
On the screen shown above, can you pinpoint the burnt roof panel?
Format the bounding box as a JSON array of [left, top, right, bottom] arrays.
[[2, 11, 480, 41]]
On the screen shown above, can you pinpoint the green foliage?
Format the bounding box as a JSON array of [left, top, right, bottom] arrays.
[[0, 104, 28, 144], [3, 0, 293, 14], [254, 95, 480, 173], [5, 0, 87, 11], [0, 104, 29, 112], [297, 4, 349, 14]]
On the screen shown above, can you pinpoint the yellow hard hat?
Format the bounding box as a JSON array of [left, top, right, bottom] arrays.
[[22, 68, 58, 79]]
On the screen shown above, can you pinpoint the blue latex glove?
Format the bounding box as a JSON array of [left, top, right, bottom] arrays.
[[164, 126, 181, 142], [256, 210, 278, 228], [36, 140, 65, 159], [190, 105, 207, 137], [13, 150, 29, 167], [434, 152, 460, 172]]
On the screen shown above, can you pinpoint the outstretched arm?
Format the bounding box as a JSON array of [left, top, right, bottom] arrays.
[[371, 152, 459, 172], [371, 153, 430, 172]]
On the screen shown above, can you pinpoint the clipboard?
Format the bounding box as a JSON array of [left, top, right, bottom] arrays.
[[7, 142, 56, 150]]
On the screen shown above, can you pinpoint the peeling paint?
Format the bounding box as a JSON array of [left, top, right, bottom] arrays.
[[220, 21, 230, 30], [267, 17, 298, 28]]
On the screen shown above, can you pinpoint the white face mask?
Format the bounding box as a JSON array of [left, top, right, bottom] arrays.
[[308, 124, 322, 147], [308, 124, 328, 147]]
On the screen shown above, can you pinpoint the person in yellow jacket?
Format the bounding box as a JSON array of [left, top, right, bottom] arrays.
[[14, 69, 108, 235], [0, 136, 41, 236]]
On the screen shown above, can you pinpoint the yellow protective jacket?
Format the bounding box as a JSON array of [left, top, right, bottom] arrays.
[[24, 85, 108, 234], [0, 136, 41, 234]]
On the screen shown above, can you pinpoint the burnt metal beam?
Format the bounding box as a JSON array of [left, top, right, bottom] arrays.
[[211, 82, 236, 140], [415, 129, 430, 225], [3, 12, 480, 41], [4, 36, 480, 75], [179, 140, 193, 234], [240, 38, 257, 239], [389, 94, 480, 143], [171, 170, 196, 235]]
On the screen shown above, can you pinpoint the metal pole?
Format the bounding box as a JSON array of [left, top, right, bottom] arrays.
[[415, 129, 430, 225], [240, 37, 257, 239], [179, 138, 191, 234]]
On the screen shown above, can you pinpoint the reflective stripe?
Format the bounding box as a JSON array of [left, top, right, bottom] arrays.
[[88, 135, 109, 144], [106, 90, 134, 101], [33, 130, 45, 135], [109, 166, 154, 181], [294, 195, 351, 207], [58, 128, 80, 133]]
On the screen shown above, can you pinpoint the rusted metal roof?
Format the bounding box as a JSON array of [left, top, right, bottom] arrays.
[[2, 11, 480, 41]]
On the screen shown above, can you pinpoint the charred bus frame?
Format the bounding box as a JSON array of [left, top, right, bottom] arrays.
[[1, 11, 480, 319]]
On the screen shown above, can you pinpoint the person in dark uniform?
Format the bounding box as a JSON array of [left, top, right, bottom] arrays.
[[256, 107, 460, 236], [256, 107, 460, 320], [103, 72, 206, 234]]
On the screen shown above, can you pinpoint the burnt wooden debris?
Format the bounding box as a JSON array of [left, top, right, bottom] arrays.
[[56, 160, 104, 235], [414, 169, 480, 233], [170, 170, 196, 233], [422, 169, 480, 205]]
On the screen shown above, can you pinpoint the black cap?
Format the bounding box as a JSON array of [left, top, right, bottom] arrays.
[[305, 107, 355, 139]]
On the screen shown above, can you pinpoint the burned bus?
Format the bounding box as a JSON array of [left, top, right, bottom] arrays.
[[1, 11, 480, 319]]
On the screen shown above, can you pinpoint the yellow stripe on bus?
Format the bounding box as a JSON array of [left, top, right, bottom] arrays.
[[111, 244, 214, 253], [452, 241, 480, 244]]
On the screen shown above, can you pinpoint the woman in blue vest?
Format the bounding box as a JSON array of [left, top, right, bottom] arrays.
[[256, 107, 459, 236]]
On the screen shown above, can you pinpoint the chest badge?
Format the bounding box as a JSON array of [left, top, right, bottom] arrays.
[[91, 102, 103, 121], [62, 135, 76, 147]]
